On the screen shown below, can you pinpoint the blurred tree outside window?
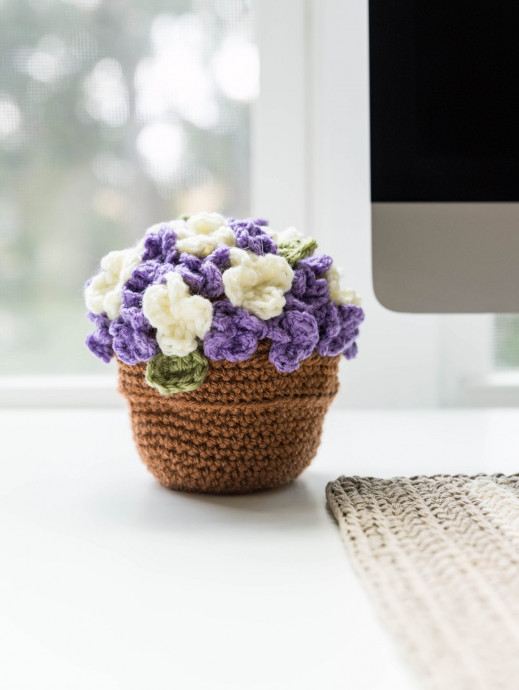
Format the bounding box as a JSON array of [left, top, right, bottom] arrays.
[[494, 316, 519, 369], [0, 0, 257, 373]]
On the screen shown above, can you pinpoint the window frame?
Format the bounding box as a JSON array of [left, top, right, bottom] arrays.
[[0, 373, 121, 408], [2, 0, 513, 408], [442, 314, 519, 407]]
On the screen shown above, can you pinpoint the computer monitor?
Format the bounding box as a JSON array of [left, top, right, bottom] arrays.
[[369, 1, 519, 313]]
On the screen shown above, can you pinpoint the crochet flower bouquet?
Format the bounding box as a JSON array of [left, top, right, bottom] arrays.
[[84, 213, 364, 494]]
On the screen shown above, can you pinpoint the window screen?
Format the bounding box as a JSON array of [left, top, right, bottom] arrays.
[[0, 0, 257, 373]]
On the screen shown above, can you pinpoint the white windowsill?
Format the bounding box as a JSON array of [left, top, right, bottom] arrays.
[[3, 369, 519, 408], [461, 370, 519, 407], [0, 375, 123, 408]]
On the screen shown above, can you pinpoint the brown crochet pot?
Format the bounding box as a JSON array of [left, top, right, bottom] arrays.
[[118, 341, 340, 494]]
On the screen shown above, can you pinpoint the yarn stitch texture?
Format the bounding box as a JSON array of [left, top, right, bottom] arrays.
[[278, 237, 318, 267], [119, 341, 340, 494], [222, 248, 294, 320], [146, 350, 208, 395], [327, 474, 519, 690], [142, 272, 213, 357]]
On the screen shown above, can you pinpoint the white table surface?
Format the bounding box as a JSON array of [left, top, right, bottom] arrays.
[[2, 407, 519, 690]]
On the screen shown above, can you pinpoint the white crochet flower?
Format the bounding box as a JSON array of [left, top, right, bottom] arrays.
[[263, 225, 304, 244], [175, 211, 235, 256], [222, 248, 294, 320], [326, 263, 362, 306], [84, 240, 144, 320], [142, 272, 213, 357]]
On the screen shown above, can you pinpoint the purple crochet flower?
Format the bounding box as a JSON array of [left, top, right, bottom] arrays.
[[204, 300, 267, 362], [124, 241, 230, 306], [121, 261, 173, 309], [267, 310, 319, 373], [317, 303, 364, 358], [207, 245, 231, 271], [85, 312, 113, 363], [299, 253, 333, 276], [228, 217, 277, 255], [109, 307, 158, 365], [284, 264, 330, 327], [344, 341, 358, 360], [176, 252, 226, 299], [141, 224, 179, 264]]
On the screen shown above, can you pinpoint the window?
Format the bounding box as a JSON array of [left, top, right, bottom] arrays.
[[2, 0, 515, 408], [1, 0, 257, 374], [494, 316, 519, 370]]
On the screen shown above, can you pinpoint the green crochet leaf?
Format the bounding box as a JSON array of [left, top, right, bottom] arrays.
[[145, 350, 209, 395], [278, 237, 318, 267]]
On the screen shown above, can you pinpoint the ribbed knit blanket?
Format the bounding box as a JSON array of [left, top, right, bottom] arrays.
[[326, 474, 519, 690]]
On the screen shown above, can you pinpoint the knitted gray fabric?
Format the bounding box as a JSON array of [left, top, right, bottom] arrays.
[[326, 475, 519, 690]]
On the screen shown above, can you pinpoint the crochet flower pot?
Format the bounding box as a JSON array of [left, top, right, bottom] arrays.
[[84, 213, 364, 494]]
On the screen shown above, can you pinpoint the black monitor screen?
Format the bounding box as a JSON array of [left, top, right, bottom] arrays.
[[369, 1, 519, 202]]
